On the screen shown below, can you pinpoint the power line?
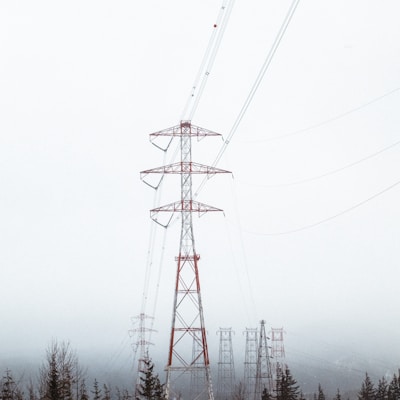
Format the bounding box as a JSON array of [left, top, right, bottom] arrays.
[[241, 87, 400, 144], [210, 0, 300, 168], [194, 0, 301, 199], [238, 137, 400, 188], [231, 178, 400, 236], [181, 0, 235, 122]]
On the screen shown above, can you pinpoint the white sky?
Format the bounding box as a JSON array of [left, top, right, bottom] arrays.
[[1, 0, 400, 382]]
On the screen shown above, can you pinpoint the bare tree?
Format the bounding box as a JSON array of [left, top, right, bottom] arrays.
[[39, 341, 85, 400]]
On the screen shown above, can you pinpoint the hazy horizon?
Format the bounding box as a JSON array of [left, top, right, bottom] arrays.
[[1, 1, 399, 395]]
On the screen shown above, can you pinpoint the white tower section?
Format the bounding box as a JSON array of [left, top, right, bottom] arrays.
[[141, 121, 230, 400]]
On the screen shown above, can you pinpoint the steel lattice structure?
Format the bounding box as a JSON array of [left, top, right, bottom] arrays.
[[243, 328, 258, 399], [131, 313, 155, 399], [141, 121, 230, 400], [216, 328, 236, 400], [270, 327, 286, 385], [254, 320, 273, 400]]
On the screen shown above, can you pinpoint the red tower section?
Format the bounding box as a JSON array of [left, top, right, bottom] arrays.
[[141, 121, 230, 400]]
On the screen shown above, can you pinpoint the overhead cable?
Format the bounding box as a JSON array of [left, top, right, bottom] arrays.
[[239, 137, 400, 188], [194, 0, 301, 198], [181, 0, 235, 122], [234, 178, 400, 236], [243, 87, 400, 143]]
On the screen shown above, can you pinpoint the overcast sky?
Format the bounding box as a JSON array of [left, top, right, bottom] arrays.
[[1, 0, 400, 383]]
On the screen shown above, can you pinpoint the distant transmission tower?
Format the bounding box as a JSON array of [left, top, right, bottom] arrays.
[[131, 313, 155, 398], [141, 121, 230, 400], [270, 327, 286, 382], [243, 328, 258, 399], [254, 320, 273, 400], [217, 328, 236, 400]]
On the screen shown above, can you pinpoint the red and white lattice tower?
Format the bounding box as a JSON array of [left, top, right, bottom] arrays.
[[217, 328, 236, 400], [131, 313, 155, 399], [141, 121, 230, 400], [270, 327, 286, 382], [243, 328, 258, 399], [254, 320, 273, 400]]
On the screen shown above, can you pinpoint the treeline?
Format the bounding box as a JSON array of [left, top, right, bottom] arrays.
[[0, 342, 133, 400], [356, 372, 400, 400], [245, 366, 400, 400], [2, 342, 400, 400]]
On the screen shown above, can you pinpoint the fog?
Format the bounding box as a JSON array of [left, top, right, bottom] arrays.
[[1, 0, 400, 395]]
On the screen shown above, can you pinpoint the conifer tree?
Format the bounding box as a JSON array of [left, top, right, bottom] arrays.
[[60, 365, 72, 400], [334, 388, 342, 400], [358, 373, 376, 400], [39, 341, 83, 400], [91, 380, 101, 400], [102, 385, 110, 400], [46, 351, 61, 400], [78, 381, 88, 400], [376, 377, 388, 400], [1, 369, 23, 400], [122, 390, 132, 400], [275, 366, 300, 400], [317, 384, 326, 400], [135, 359, 165, 400], [387, 372, 400, 400]]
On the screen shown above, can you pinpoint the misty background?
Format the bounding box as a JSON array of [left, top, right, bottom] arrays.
[[1, 0, 400, 396]]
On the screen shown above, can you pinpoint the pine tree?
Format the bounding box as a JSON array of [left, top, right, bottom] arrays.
[[39, 341, 83, 400], [376, 377, 388, 400], [60, 365, 72, 400], [102, 385, 111, 400], [46, 351, 61, 400], [78, 380, 88, 400], [387, 372, 400, 400], [358, 373, 376, 400], [275, 366, 300, 400], [1, 370, 23, 400], [91, 380, 101, 400], [122, 390, 132, 400], [135, 359, 165, 400], [317, 384, 325, 400], [334, 389, 342, 400]]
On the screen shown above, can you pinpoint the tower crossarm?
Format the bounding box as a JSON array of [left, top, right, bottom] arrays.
[[150, 200, 223, 227], [141, 162, 230, 177], [149, 121, 223, 151], [151, 200, 223, 215], [150, 122, 222, 138]]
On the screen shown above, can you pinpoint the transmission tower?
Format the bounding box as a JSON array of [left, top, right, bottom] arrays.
[[270, 327, 286, 383], [243, 328, 258, 399], [141, 121, 230, 400], [130, 313, 155, 399], [217, 328, 236, 400], [254, 320, 273, 400]]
